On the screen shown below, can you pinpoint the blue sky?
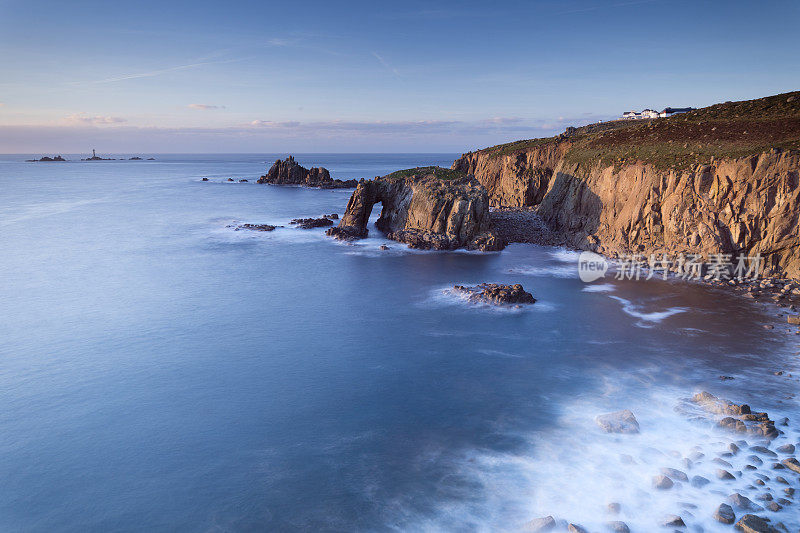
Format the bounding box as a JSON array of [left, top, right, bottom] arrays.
[[1, 0, 798, 153]]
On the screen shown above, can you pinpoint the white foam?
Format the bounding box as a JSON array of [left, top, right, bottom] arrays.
[[548, 248, 582, 263], [508, 265, 577, 279], [394, 387, 800, 532], [582, 283, 616, 293], [609, 296, 686, 328]]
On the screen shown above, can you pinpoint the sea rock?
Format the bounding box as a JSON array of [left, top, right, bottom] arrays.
[[523, 515, 556, 532], [230, 223, 277, 232], [728, 493, 761, 511], [201, 177, 209, 181], [691, 475, 710, 488], [595, 410, 640, 434], [327, 167, 505, 251], [257, 156, 357, 188], [693, 391, 751, 416], [734, 514, 780, 533], [567, 524, 588, 533], [787, 315, 800, 325], [750, 446, 777, 457], [781, 457, 800, 473], [714, 503, 735, 524], [453, 283, 536, 306], [652, 475, 674, 489], [661, 515, 685, 527], [26, 155, 66, 162], [716, 469, 736, 480], [776, 444, 794, 454], [290, 217, 334, 229], [660, 467, 688, 481], [605, 520, 630, 533]]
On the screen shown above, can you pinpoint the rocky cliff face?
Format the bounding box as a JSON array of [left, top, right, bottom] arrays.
[[257, 156, 357, 188], [326, 167, 504, 251], [454, 145, 800, 278]]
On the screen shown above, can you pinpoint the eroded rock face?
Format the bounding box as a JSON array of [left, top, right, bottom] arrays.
[[257, 156, 358, 189], [454, 146, 800, 278], [326, 168, 505, 251]]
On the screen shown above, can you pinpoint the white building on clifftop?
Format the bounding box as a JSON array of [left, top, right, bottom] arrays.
[[621, 107, 695, 120]]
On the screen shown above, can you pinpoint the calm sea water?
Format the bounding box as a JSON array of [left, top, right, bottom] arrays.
[[1, 154, 798, 532]]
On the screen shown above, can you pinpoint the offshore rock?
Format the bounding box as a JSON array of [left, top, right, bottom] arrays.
[[452, 283, 535, 306], [596, 409, 640, 434], [257, 156, 358, 188], [327, 167, 505, 251], [290, 217, 334, 229]]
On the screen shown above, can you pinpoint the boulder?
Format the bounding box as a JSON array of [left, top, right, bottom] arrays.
[[605, 521, 630, 533], [660, 467, 688, 481], [661, 515, 685, 527], [781, 457, 800, 473], [787, 315, 800, 325], [596, 410, 640, 434], [714, 503, 735, 524], [690, 475, 710, 488], [734, 514, 780, 533], [652, 475, 673, 489]]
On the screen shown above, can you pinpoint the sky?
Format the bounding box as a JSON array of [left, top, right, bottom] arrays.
[[1, 0, 799, 153]]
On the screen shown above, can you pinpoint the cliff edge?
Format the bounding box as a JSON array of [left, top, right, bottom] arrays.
[[327, 167, 504, 251], [453, 91, 800, 278]]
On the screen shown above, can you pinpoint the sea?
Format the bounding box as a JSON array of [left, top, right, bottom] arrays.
[[1, 153, 799, 532]]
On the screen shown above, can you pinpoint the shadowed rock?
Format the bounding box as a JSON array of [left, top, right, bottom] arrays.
[[735, 514, 780, 532], [714, 503, 735, 524]]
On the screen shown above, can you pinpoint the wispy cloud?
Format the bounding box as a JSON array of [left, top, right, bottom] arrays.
[[188, 104, 226, 110], [372, 52, 402, 79], [85, 58, 242, 84], [554, 0, 658, 16], [63, 112, 127, 125]]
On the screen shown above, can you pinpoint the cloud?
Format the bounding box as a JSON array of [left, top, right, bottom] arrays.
[[372, 52, 402, 79], [83, 58, 242, 85], [63, 112, 127, 125], [188, 104, 226, 110]]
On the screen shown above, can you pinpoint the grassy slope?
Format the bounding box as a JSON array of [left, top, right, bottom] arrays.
[[478, 91, 800, 170], [386, 166, 466, 181]]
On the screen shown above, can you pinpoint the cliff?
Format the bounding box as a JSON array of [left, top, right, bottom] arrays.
[[453, 91, 800, 278], [257, 156, 358, 188], [327, 167, 504, 251]]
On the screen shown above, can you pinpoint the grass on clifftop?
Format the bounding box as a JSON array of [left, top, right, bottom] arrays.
[[478, 90, 800, 170], [386, 166, 466, 180]]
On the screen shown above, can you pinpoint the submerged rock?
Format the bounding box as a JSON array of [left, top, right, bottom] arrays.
[[661, 515, 685, 527], [605, 520, 630, 533], [452, 283, 536, 306], [596, 410, 640, 434], [230, 223, 278, 232], [652, 475, 674, 490], [523, 515, 556, 531]]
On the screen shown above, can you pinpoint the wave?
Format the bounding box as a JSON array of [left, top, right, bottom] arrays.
[[608, 295, 686, 327]]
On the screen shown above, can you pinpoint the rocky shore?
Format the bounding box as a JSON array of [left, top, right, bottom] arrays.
[[257, 156, 358, 188], [453, 91, 800, 280], [524, 391, 800, 532]]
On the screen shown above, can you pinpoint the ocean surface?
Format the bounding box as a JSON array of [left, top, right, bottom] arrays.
[[1, 154, 799, 532]]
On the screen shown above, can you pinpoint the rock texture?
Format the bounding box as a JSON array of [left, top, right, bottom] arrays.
[[452, 283, 535, 305], [596, 410, 640, 434], [257, 156, 357, 188], [452, 92, 800, 279], [326, 167, 505, 251]]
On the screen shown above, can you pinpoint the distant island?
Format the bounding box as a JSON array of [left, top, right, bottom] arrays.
[[26, 155, 67, 162], [78, 150, 155, 161]]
